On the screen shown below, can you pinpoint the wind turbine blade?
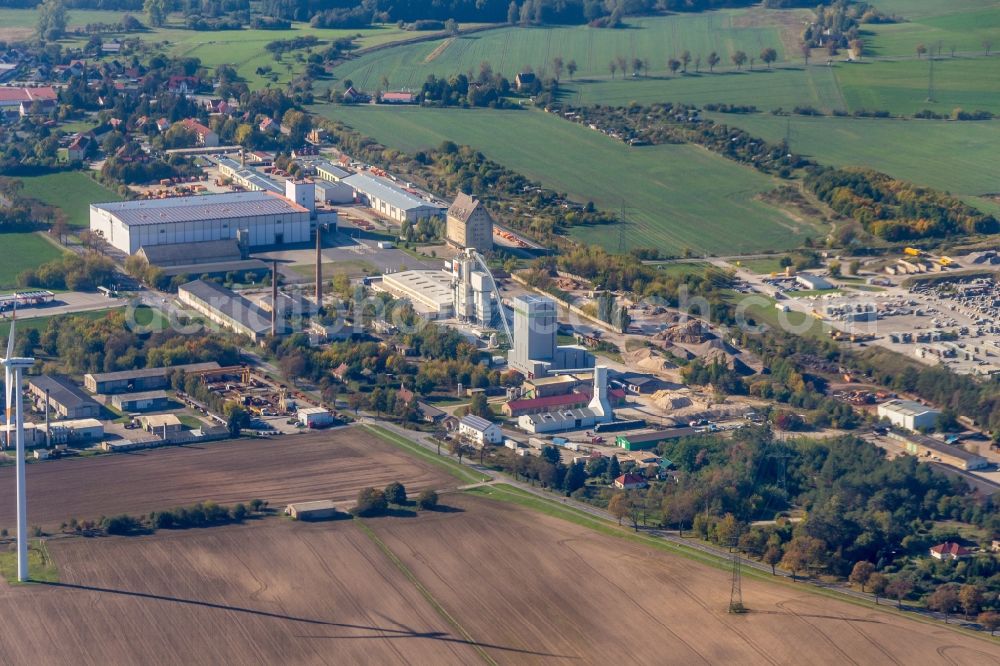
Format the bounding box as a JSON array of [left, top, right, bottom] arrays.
[[5, 367, 11, 430], [6, 301, 15, 360]]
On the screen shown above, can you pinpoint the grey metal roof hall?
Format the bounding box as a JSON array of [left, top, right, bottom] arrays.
[[27, 375, 98, 411], [342, 173, 441, 212], [180, 279, 274, 337], [91, 192, 306, 227]]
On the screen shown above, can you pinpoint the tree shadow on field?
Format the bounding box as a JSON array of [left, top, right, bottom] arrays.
[[39, 581, 576, 659]]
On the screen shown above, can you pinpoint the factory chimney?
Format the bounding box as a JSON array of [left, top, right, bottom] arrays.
[[271, 260, 278, 337], [315, 224, 323, 311], [587, 365, 613, 423]]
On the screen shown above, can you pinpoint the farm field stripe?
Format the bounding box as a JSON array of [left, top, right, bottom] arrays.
[[354, 519, 497, 665]]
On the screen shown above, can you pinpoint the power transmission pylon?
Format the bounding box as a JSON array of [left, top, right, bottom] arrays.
[[729, 536, 746, 613], [926, 52, 935, 102]]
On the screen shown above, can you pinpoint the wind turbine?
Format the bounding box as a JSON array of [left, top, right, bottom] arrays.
[[2, 305, 34, 582]]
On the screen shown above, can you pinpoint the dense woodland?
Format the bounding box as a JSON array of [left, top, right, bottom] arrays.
[[806, 168, 999, 241]]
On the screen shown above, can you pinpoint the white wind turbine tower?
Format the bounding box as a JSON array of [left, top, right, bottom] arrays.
[[2, 306, 34, 582]]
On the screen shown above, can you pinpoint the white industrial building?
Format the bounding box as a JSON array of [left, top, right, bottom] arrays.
[[314, 161, 351, 182], [877, 399, 942, 432], [451, 251, 494, 327], [90, 192, 313, 255], [342, 173, 445, 223], [298, 407, 334, 428], [379, 270, 456, 318], [519, 408, 597, 434], [458, 415, 502, 446], [795, 273, 834, 290]]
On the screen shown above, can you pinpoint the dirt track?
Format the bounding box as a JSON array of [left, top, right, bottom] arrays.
[[0, 426, 456, 529]]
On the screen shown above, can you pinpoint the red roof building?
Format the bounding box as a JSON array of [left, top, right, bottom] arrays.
[[0, 86, 57, 109], [380, 91, 416, 104], [929, 542, 971, 561], [503, 391, 590, 417], [614, 473, 648, 490]]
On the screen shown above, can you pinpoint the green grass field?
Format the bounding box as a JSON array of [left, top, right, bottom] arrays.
[[319, 104, 825, 254], [15, 171, 120, 228], [0, 233, 68, 290], [863, 1, 1000, 57], [705, 113, 1000, 201], [329, 9, 800, 92], [561, 64, 846, 110], [836, 56, 1000, 115], [0, 540, 59, 584]]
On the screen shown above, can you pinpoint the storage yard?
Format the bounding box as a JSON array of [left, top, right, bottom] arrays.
[[0, 426, 456, 530], [2, 494, 994, 664]]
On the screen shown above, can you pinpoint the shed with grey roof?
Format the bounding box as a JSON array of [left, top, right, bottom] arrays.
[[342, 173, 445, 223], [178, 279, 279, 342]]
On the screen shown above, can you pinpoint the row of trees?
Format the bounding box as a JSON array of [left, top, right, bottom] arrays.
[[101, 499, 268, 536], [352, 482, 438, 516]]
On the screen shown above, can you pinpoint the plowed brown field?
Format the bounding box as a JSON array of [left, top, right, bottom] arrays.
[[0, 426, 455, 529], [370, 495, 1000, 665], [0, 521, 481, 664], [1, 471, 997, 663]]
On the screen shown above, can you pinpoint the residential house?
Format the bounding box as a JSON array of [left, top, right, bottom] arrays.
[[929, 542, 972, 561], [66, 133, 95, 161], [167, 75, 201, 95], [342, 86, 370, 104], [458, 414, 502, 446], [514, 72, 536, 91], [258, 117, 278, 134], [181, 118, 219, 147], [614, 473, 648, 490]]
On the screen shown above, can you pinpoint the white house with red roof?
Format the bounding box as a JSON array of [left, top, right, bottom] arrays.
[[929, 542, 971, 561], [180, 118, 219, 147], [614, 473, 648, 490]]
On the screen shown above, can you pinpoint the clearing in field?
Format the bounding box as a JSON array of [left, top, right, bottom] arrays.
[[706, 113, 1000, 206], [0, 233, 67, 289], [319, 104, 825, 255], [329, 9, 797, 92], [0, 425, 459, 530], [7, 493, 996, 663], [15, 171, 120, 228]]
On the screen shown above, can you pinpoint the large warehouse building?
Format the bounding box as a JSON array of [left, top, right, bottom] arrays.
[[341, 173, 445, 223], [90, 192, 313, 255], [178, 279, 277, 342], [85, 361, 220, 394], [877, 399, 942, 432]]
